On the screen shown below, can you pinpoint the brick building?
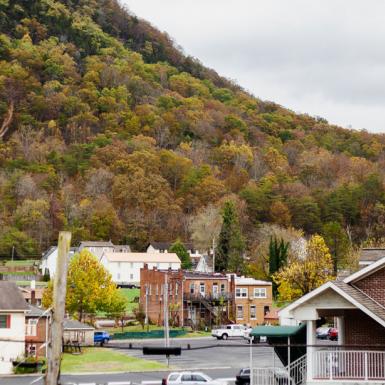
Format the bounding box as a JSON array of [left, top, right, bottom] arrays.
[[232, 276, 273, 327], [140, 265, 234, 328], [281, 255, 385, 384], [25, 305, 49, 358]]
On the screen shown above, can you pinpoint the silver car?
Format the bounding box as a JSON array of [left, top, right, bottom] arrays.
[[163, 372, 228, 385]]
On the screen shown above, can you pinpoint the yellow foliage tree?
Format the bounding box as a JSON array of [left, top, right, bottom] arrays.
[[42, 250, 122, 322], [273, 235, 335, 301]]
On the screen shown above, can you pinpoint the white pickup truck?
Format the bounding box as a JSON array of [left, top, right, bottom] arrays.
[[212, 324, 251, 340]]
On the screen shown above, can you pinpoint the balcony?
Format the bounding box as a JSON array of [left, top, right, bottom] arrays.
[[184, 292, 233, 302]]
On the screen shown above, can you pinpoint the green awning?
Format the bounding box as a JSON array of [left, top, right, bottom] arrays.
[[250, 323, 305, 337]]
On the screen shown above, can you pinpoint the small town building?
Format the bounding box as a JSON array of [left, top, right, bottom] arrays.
[[275, 255, 385, 384], [25, 305, 49, 358], [359, 247, 385, 268], [40, 246, 77, 278], [63, 319, 95, 346], [140, 265, 234, 328], [232, 275, 273, 326], [101, 252, 181, 286], [0, 281, 29, 374], [78, 241, 115, 259]]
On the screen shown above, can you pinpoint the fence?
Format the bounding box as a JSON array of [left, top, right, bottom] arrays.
[[313, 350, 385, 380], [112, 329, 187, 340]]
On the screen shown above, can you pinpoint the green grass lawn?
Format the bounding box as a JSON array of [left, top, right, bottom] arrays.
[[61, 348, 166, 373], [119, 288, 139, 313]]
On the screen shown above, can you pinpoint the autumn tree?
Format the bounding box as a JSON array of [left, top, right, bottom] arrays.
[[273, 235, 334, 301], [43, 250, 121, 322], [216, 200, 245, 273]]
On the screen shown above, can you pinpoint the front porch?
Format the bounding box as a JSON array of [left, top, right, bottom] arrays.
[[251, 280, 385, 384]]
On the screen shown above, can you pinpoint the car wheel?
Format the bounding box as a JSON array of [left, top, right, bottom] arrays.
[[222, 334, 228, 340], [103, 338, 108, 344]]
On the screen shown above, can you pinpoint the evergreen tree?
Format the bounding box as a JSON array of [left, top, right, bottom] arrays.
[[216, 201, 245, 273], [268, 236, 289, 298], [170, 239, 192, 269]]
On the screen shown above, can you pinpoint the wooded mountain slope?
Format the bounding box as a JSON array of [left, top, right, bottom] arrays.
[[0, 0, 385, 258]]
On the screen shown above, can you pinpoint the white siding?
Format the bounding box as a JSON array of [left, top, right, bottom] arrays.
[[0, 312, 26, 374]]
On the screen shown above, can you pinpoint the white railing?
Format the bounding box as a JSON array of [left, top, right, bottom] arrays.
[[252, 354, 307, 385], [313, 350, 385, 380]]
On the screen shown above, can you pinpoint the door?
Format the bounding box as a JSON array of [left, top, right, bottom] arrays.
[[213, 283, 219, 299]]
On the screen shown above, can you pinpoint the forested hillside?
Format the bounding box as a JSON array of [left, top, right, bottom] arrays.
[[0, 0, 385, 265]]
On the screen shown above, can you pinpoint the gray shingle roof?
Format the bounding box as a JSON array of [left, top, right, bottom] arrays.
[[79, 241, 114, 248], [63, 319, 94, 330], [0, 281, 29, 311], [360, 248, 385, 262], [27, 304, 49, 317], [333, 280, 385, 324]]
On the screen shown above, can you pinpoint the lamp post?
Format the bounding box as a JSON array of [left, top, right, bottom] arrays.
[[249, 336, 253, 385]]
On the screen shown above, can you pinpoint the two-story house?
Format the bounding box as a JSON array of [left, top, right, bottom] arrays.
[[0, 281, 29, 374], [101, 252, 181, 286], [232, 276, 273, 327], [140, 265, 234, 328]]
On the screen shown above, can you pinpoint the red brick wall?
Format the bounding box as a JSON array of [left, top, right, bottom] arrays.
[[354, 267, 385, 307], [25, 317, 48, 357], [345, 309, 385, 346]]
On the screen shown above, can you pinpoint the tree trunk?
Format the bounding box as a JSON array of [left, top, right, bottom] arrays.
[[0, 100, 15, 139]]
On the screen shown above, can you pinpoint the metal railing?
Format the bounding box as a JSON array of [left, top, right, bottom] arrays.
[[252, 354, 307, 385], [313, 350, 385, 380]]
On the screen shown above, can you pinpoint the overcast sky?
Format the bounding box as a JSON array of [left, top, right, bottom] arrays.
[[122, 0, 385, 133]]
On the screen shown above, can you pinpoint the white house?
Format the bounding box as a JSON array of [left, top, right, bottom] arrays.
[[40, 246, 76, 278], [0, 281, 29, 374], [78, 241, 115, 259], [100, 252, 181, 286]]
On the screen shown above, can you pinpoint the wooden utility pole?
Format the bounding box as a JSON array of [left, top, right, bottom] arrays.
[[45, 231, 71, 385]]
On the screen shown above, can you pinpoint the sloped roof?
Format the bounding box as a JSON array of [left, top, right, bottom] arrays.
[[27, 304, 49, 317], [360, 248, 385, 262], [344, 255, 385, 284], [251, 324, 305, 337], [0, 281, 29, 311], [184, 271, 227, 280], [148, 242, 194, 250], [63, 319, 94, 330], [103, 252, 181, 263], [79, 241, 114, 248]]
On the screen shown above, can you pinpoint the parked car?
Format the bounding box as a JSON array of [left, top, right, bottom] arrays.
[[212, 324, 251, 340], [94, 331, 110, 345], [235, 367, 289, 385], [162, 372, 227, 385], [316, 327, 330, 339], [235, 368, 250, 385], [328, 327, 338, 341]]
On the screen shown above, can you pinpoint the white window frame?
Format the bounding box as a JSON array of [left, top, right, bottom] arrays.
[[253, 288, 267, 298], [199, 283, 205, 295], [250, 305, 257, 320], [236, 305, 244, 320], [236, 287, 248, 298]]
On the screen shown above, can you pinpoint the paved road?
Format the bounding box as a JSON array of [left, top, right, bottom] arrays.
[[110, 337, 277, 369], [1, 337, 280, 385]]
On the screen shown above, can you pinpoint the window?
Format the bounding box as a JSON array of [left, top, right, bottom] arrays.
[[190, 283, 195, 294], [175, 283, 178, 296], [226, 326, 232, 329], [169, 374, 179, 381], [199, 283, 205, 295], [250, 305, 257, 320], [0, 314, 10, 328], [26, 318, 38, 336], [193, 375, 207, 382], [181, 374, 193, 381], [130, 262, 134, 268], [220, 283, 226, 294], [27, 344, 36, 357], [149, 284, 152, 295], [254, 288, 267, 298], [156, 285, 159, 296], [237, 305, 244, 319], [236, 288, 248, 298], [213, 283, 218, 297], [130, 274, 133, 280]]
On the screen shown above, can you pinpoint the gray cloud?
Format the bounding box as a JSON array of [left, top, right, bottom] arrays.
[[122, 0, 385, 132]]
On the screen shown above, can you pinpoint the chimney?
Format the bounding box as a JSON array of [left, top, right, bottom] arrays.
[[31, 280, 36, 306]]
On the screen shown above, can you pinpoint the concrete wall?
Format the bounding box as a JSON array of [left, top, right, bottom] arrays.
[[0, 312, 26, 374]]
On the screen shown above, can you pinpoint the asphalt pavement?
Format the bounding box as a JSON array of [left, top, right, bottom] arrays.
[[1, 337, 280, 385]]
